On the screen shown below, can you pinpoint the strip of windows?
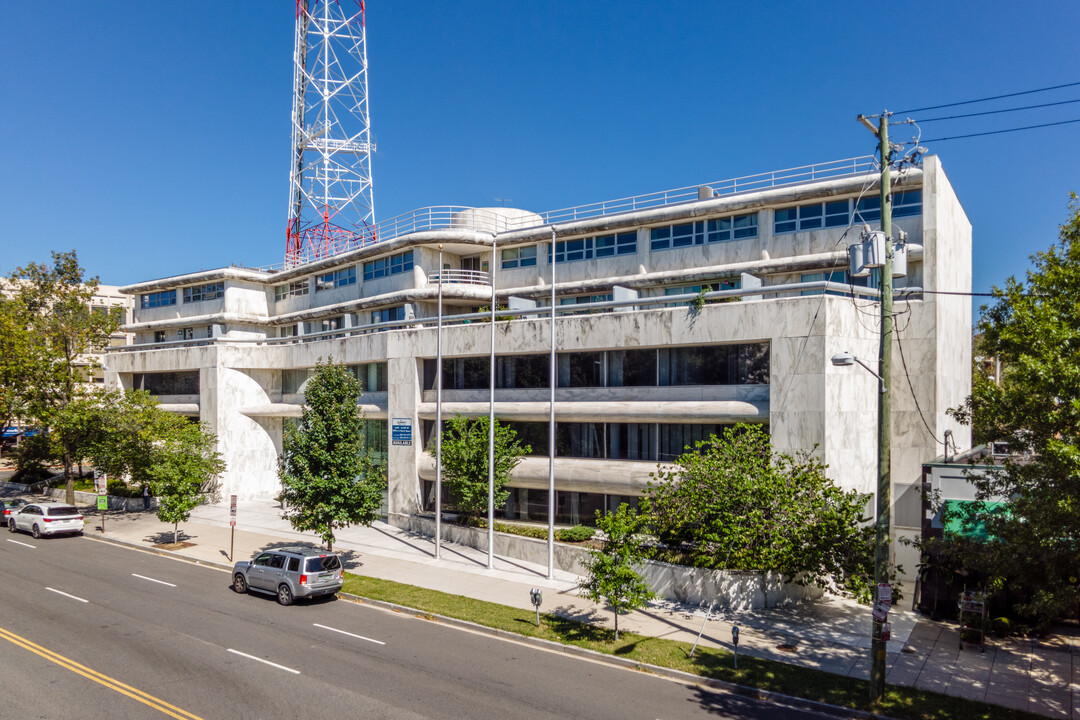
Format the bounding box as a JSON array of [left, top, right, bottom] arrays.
[[363, 251, 414, 281], [177, 327, 193, 340], [501, 246, 537, 269], [274, 281, 309, 301], [664, 281, 738, 306], [182, 282, 223, 303], [775, 191, 922, 234], [547, 232, 636, 264], [283, 363, 388, 394], [650, 214, 758, 252], [316, 266, 357, 291], [141, 290, 176, 309], [423, 343, 769, 390]]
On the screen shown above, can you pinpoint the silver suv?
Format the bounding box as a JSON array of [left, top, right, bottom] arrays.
[[232, 546, 344, 606]]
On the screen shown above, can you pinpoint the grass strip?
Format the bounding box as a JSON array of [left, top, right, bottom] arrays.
[[342, 574, 1046, 720]]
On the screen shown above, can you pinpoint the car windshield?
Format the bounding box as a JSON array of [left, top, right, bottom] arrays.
[[305, 555, 341, 572], [47, 506, 80, 517]]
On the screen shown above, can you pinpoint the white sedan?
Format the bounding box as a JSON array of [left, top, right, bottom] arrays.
[[8, 503, 84, 538]]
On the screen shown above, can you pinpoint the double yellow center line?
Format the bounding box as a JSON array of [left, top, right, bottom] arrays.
[[0, 626, 205, 720]]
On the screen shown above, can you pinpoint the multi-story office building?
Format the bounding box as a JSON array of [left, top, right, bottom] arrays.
[[105, 155, 971, 572]]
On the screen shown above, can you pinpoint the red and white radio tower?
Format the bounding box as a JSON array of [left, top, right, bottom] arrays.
[[285, 0, 375, 268]]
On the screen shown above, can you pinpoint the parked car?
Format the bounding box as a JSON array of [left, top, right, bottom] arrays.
[[7, 503, 84, 539], [1, 498, 30, 523], [231, 546, 343, 606]]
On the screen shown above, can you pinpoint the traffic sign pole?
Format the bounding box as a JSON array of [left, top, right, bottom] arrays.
[[229, 495, 237, 561]]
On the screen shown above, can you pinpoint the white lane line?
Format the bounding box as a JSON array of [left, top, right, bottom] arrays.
[[313, 623, 386, 645], [131, 573, 176, 587], [6, 539, 36, 549], [226, 648, 301, 674], [46, 588, 88, 603]]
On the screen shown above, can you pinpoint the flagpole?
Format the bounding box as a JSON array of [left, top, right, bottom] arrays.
[[547, 227, 557, 580], [487, 232, 498, 570], [435, 244, 444, 560]]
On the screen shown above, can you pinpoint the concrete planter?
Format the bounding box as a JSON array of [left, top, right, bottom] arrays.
[[392, 513, 822, 610]]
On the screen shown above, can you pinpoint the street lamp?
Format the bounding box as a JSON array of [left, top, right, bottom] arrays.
[[830, 352, 887, 393]]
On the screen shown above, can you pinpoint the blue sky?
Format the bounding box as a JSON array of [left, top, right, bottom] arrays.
[[1, 1, 1078, 308]]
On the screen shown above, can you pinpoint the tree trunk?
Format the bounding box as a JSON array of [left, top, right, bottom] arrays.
[[64, 443, 75, 505], [173, 523, 178, 545], [614, 609, 619, 641]]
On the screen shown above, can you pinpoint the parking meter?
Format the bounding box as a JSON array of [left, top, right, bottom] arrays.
[[529, 588, 542, 626], [731, 625, 740, 669]]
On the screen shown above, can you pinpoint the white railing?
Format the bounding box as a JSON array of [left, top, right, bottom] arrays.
[[252, 156, 879, 272], [430, 269, 491, 285]]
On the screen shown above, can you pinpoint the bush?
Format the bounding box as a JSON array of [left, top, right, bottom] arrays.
[[556, 525, 596, 543], [107, 479, 143, 498]]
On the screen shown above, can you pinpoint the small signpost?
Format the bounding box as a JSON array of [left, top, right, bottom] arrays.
[[94, 469, 107, 533], [731, 625, 740, 669], [229, 494, 237, 561], [391, 418, 412, 446], [529, 588, 543, 627]]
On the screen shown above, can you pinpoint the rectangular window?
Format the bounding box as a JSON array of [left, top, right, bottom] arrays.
[[664, 281, 739, 307], [182, 282, 223, 304], [659, 344, 769, 385], [557, 352, 605, 388], [825, 200, 850, 227], [371, 306, 405, 324], [855, 190, 922, 223], [177, 327, 193, 341], [317, 266, 357, 291], [274, 281, 309, 301], [548, 232, 636, 264], [153, 330, 166, 343], [776, 200, 868, 233], [349, 363, 388, 392], [363, 251, 413, 281], [607, 349, 657, 387], [773, 208, 798, 234], [132, 371, 200, 395], [141, 290, 176, 309], [706, 213, 758, 243], [501, 246, 537, 269], [279, 324, 297, 338]]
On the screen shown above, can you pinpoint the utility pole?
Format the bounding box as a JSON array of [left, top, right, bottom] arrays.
[[858, 110, 894, 703]]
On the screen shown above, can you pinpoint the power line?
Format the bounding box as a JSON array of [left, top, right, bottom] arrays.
[[895, 80, 1080, 114], [918, 97, 1080, 122], [923, 117, 1080, 143]]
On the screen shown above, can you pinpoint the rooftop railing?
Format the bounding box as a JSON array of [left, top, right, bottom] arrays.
[[251, 156, 878, 272]]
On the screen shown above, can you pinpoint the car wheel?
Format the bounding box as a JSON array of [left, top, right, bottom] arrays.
[[277, 584, 294, 606], [7, 520, 14, 533], [233, 574, 248, 594], [31, 524, 41, 539]]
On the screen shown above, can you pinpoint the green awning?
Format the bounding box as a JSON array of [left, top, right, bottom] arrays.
[[942, 500, 1009, 541]]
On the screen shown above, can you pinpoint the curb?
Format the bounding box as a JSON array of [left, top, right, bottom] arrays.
[[83, 532, 897, 720]]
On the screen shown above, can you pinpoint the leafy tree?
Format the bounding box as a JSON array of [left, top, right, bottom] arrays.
[[4, 251, 122, 503], [436, 414, 529, 516], [579, 503, 654, 640], [149, 419, 225, 544], [946, 194, 1080, 629], [279, 358, 385, 550], [647, 424, 875, 599], [0, 290, 35, 432]]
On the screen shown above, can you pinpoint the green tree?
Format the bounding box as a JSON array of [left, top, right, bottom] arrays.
[[947, 194, 1080, 629], [149, 419, 225, 544], [579, 503, 654, 640], [647, 424, 875, 599], [0, 290, 35, 432], [436, 414, 529, 516], [279, 358, 385, 550], [4, 251, 122, 503]]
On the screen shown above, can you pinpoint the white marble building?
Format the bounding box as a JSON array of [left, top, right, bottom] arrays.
[[105, 155, 971, 574]]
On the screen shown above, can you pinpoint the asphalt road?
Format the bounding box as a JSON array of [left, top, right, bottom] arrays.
[[0, 532, 826, 720]]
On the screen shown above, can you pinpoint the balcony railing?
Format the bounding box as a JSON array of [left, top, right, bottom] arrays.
[[430, 269, 491, 285]]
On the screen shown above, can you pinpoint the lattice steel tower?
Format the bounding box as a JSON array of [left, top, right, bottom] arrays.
[[285, 0, 375, 268]]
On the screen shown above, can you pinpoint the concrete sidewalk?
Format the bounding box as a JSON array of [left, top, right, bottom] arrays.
[[8, 487, 1077, 718]]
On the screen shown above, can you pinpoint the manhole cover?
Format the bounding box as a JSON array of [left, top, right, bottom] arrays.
[[776, 644, 798, 653]]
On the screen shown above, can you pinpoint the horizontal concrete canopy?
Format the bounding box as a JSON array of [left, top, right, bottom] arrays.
[[416, 400, 768, 423], [239, 403, 388, 419], [158, 403, 200, 416]]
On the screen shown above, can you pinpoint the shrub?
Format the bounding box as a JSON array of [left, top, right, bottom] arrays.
[[556, 525, 596, 543], [107, 479, 143, 498]]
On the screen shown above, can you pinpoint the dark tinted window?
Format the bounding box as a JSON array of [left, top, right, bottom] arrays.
[[287, 557, 300, 572], [47, 506, 80, 517], [132, 371, 200, 395], [269, 554, 286, 569], [305, 555, 342, 572], [608, 349, 656, 386], [254, 553, 272, 567]]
